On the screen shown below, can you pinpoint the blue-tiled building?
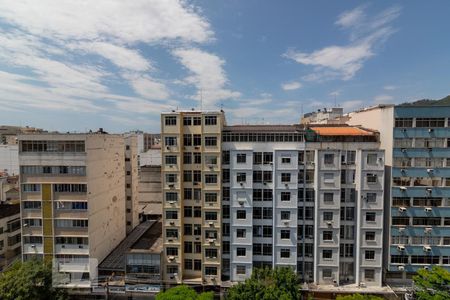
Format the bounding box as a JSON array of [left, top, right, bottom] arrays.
[[348, 105, 450, 284]]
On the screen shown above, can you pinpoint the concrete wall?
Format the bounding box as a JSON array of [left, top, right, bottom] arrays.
[[0, 145, 19, 175], [138, 165, 162, 216]]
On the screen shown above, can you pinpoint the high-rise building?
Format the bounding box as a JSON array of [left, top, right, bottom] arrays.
[[18, 133, 126, 288], [0, 203, 21, 271], [221, 124, 384, 287], [347, 105, 450, 284], [124, 134, 141, 233], [161, 111, 224, 286]]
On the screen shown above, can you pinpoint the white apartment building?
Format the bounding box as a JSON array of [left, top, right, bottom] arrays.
[[221, 124, 384, 287], [18, 133, 126, 288]]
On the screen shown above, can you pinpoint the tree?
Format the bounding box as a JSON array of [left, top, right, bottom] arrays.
[[413, 266, 450, 300], [226, 267, 301, 300], [0, 259, 67, 300], [336, 294, 383, 300], [156, 285, 214, 300]]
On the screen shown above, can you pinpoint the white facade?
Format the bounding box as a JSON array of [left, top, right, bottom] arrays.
[[0, 144, 19, 175]]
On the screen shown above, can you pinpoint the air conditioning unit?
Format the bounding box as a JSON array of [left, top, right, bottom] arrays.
[[209, 222, 214, 227], [401, 128, 407, 133], [423, 246, 432, 252], [428, 128, 434, 133], [424, 207, 432, 213], [426, 188, 433, 193], [263, 182, 267, 185], [398, 265, 405, 271], [195, 237, 200, 241], [397, 245, 405, 251], [208, 238, 216, 243], [169, 201, 175, 205], [398, 207, 407, 212], [168, 184, 175, 188], [60, 245, 65, 248], [399, 186, 407, 191], [359, 282, 366, 288], [78, 245, 83, 249], [31, 244, 36, 248], [326, 221, 333, 227], [169, 221, 175, 225], [424, 266, 430, 270], [427, 168, 434, 173], [238, 200, 244, 206], [168, 256, 175, 261], [166, 146, 170, 150], [168, 239, 173, 242], [283, 221, 290, 226], [195, 146, 200, 150], [399, 227, 406, 232], [401, 148, 406, 153], [285, 183, 289, 187], [428, 147, 433, 152], [208, 165, 214, 169], [194, 182, 199, 186], [424, 227, 432, 234], [169, 165, 173, 168], [400, 169, 406, 173]]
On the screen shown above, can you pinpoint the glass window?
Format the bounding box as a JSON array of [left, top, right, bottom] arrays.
[[324, 153, 334, 165], [165, 116, 177, 126], [205, 116, 217, 126], [236, 153, 246, 163]]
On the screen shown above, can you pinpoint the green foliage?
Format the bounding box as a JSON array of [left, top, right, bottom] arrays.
[[413, 266, 450, 300], [156, 285, 214, 300], [402, 95, 450, 106], [226, 267, 300, 300], [0, 259, 67, 300], [336, 294, 383, 300]]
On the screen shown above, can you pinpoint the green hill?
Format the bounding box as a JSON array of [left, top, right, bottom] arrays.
[[402, 95, 450, 106]]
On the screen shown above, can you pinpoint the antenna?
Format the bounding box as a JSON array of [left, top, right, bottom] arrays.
[[334, 94, 337, 107]]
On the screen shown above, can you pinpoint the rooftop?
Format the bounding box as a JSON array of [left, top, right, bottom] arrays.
[[0, 204, 20, 219], [223, 124, 304, 133], [98, 219, 162, 272], [309, 125, 376, 136]]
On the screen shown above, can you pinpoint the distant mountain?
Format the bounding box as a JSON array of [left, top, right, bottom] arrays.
[[402, 95, 450, 106]]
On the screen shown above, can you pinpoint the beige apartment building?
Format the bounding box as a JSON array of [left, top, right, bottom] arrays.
[[0, 204, 21, 271], [18, 133, 126, 288], [161, 111, 224, 286]]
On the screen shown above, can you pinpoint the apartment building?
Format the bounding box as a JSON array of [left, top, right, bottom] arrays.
[[348, 105, 450, 284], [220, 123, 384, 287], [0, 204, 21, 271], [124, 134, 140, 233], [18, 133, 126, 288], [161, 111, 224, 286]]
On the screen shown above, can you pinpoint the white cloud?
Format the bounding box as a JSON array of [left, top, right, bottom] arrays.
[[69, 42, 152, 71], [284, 5, 401, 81], [336, 6, 365, 28], [0, 0, 212, 44], [281, 81, 302, 91], [329, 90, 340, 97], [126, 75, 170, 100], [374, 94, 394, 103], [383, 85, 397, 90], [172, 48, 240, 107], [341, 100, 363, 110]]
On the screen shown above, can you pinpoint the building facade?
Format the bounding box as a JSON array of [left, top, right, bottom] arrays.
[[161, 111, 224, 286], [348, 105, 450, 284], [0, 204, 21, 271], [18, 133, 126, 288]]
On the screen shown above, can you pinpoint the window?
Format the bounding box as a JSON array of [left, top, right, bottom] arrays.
[[166, 211, 178, 219], [395, 118, 413, 128], [167, 266, 178, 274], [205, 249, 218, 259], [205, 211, 217, 221], [205, 155, 217, 165], [236, 229, 246, 238], [164, 136, 177, 146], [367, 153, 378, 165], [166, 174, 177, 183], [366, 212, 376, 222], [205, 266, 217, 275], [263, 152, 273, 164], [323, 212, 333, 221], [365, 232, 376, 241], [193, 170, 201, 182], [166, 229, 178, 238], [366, 193, 377, 203], [183, 152, 192, 164], [236, 248, 246, 257], [281, 230, 290, 239], [236, 210, 246, 219], [263, 171, 272, 183], [205, 174, 217, 184], [205, 115, 217, 126], [365, 250, 375, 260], [204, 136, 217, 147], [194, 153, 202, 164], [184, 206, 192, 218], [165, 116, 177, 126], [323, 269, 333, 279], [281, 173, 291, 183], [23, 201, 41, 210], [340, 243, 354, 257], [323, 250, 332, 260], [391, 255, 409, 264], [236, 265, 246, 275], [280, 249, 290, 258], [183, 134, 192, 146], [263, 225, 272, 238], [183, 116, 192, 126], [183, 171, 192, 182], [253, 152, 262, 164], [324, 193, 334, 203], [323, 231, 333, 241], [184, 259, 192, 270], [22, 184, 40, 192], [166, 192, 177, 202], [281, 211, 290, 220], [365, 269, 375, 281], [281, 157, 291, 164], [237, 173, 246, 183], [324, 173, 334, 183], [324, 153, 334, 165], [194, 224, 201, 235], [253, 171, 262, 183], [367, 173, 378, 184], [193, 134, 201, 146], [415, 118, 445, 128], [253, 207, 262, 219], [205, 193, 217, 203], [193, 116, 201, 126], [223, 205, 230, 219], [281, 192, 291, 201], [237, 153, 246, 163], [194, 242, 201, 253], [184, 224, 192, 235], [194, 259, 202, 271], [263, 207, 273, 219]]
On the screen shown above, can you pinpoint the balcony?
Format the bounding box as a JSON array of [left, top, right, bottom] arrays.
[[55, 244, 89, 255]]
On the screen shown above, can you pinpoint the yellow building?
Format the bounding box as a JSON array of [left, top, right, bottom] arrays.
[[18, 133, 126, 288], [161, 111, 224, 286]]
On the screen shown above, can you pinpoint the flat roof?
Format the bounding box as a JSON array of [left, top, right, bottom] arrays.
[[223, 124, 304, 133], [98, 220, 162, 272], [310, 126, 376, 136], [0, 204, 20, 219]]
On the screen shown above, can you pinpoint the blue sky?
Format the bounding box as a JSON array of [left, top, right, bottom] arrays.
[[0, 0, 449, 132]]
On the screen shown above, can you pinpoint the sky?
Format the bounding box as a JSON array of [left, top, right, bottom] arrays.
[[0, 0, 449, 133]]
